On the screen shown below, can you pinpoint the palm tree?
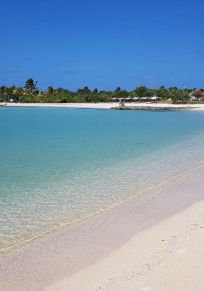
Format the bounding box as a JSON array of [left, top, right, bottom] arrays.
[[24, 78, 37, 93]]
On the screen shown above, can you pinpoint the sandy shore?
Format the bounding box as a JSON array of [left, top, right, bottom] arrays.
[[45, 202, 204, 291], [2, 101, 204, 110], [2, 102, 114, 109], [0, 165, 204, 290]]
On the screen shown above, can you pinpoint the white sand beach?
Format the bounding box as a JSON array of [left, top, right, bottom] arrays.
[[44, 202, 204, 291], [0, 165, 204, 291], [2, 101, 204, 110]]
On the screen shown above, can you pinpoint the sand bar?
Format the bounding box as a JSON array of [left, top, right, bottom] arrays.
[[0, 164, 204, 290]]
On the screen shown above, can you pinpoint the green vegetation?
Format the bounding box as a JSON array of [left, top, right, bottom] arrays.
[[0, 79, 195, 104]]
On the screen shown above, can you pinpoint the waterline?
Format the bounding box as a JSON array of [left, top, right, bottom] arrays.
[[1, 159, 204, 255]]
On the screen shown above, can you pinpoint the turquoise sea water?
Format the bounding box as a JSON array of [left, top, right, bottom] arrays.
[[1, 107, 204, 251]]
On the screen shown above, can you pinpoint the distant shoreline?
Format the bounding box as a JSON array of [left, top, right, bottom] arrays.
[[2, 102, 204, 110]]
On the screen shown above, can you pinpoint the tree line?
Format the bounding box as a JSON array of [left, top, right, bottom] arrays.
[[0, 78, 195, 104]]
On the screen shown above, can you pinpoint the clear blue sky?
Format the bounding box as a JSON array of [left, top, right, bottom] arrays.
[[0, 0, 203, 90]]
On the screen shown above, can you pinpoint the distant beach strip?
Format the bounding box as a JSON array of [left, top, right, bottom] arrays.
[[2, 101, 204, 110]]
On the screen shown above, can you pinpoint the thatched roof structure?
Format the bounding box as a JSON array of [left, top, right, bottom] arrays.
[[191, 89, 204, 98]]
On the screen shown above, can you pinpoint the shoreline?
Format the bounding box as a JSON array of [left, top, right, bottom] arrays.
[[2, 101, 204, 110], [0, 161, 203, 256], [0, 163, 204, 290]]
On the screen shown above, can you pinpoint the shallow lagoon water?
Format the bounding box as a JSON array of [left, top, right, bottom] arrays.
[[1, 107, 204, 250]]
